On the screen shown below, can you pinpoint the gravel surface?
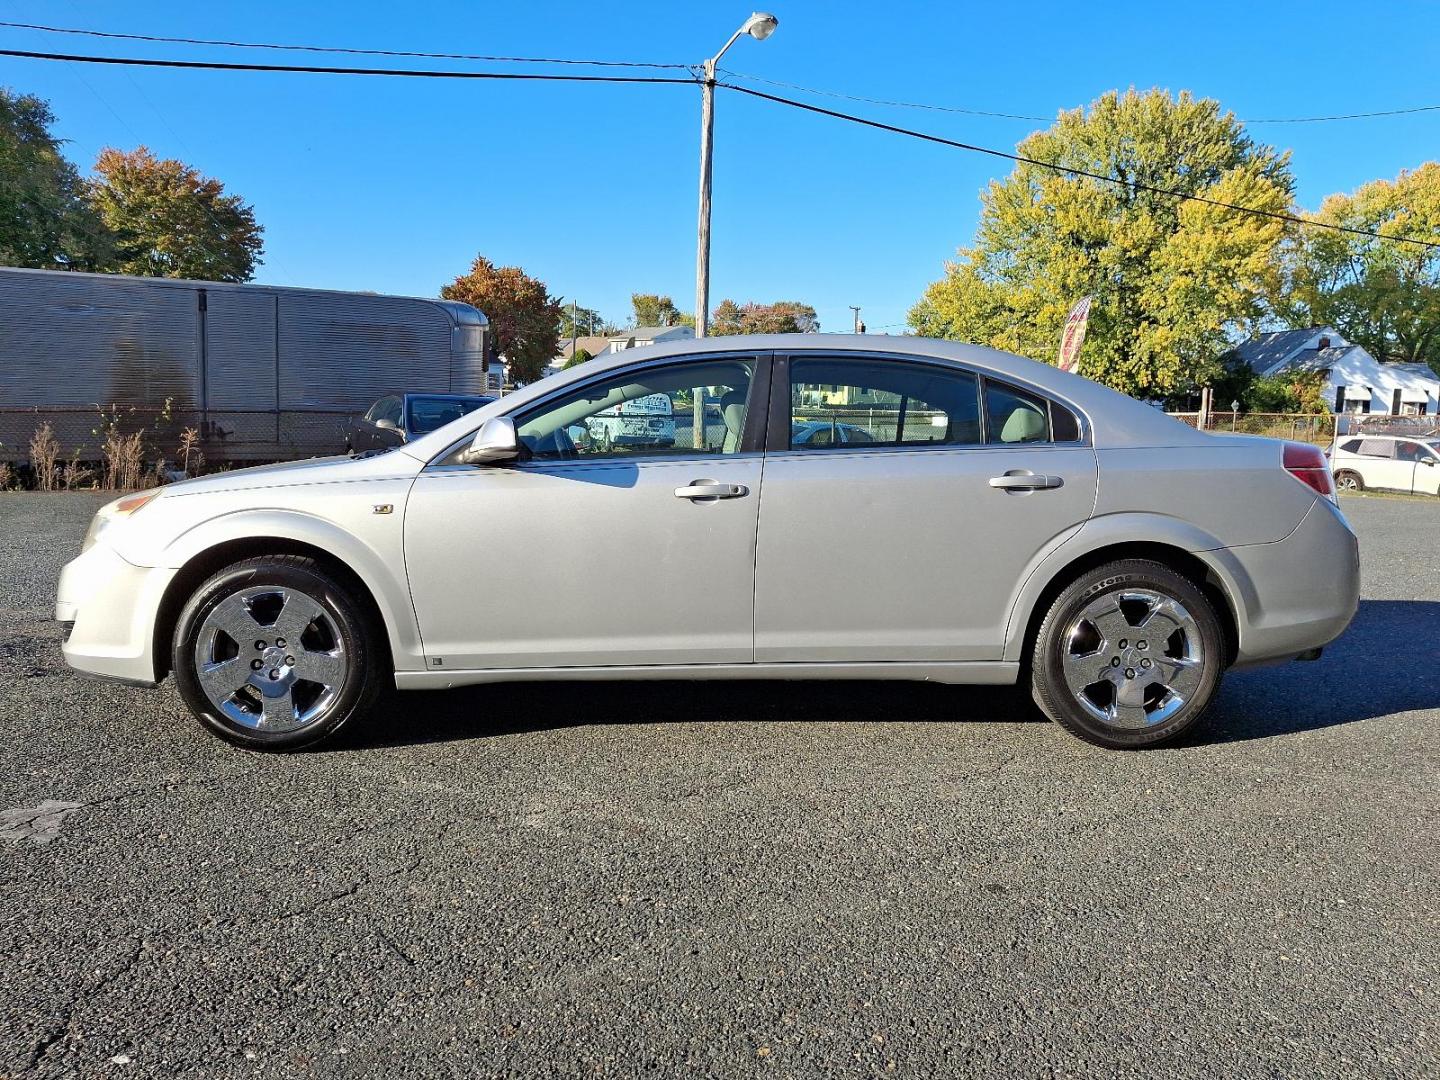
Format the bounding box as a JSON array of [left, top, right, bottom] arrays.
[[1, 492, 1436, 1079]]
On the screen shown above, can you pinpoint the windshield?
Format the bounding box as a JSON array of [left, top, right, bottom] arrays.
[[407, 396, 491, 435]]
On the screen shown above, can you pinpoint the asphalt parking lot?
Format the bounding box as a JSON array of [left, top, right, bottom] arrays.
[[2, 493, 1437, 1079]]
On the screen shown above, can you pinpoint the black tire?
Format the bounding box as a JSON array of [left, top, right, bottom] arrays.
[[173, 555, 385, 751], [1030, 559, 1225, 749], [1334, 469, 1364, 492]]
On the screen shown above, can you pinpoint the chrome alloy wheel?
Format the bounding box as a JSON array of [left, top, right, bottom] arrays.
[[192, 586, 347, 732], [1061, 589, 1204, 729]]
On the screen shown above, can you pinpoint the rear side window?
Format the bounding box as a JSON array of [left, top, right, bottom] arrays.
[[1357, 439, 1394, 458], [985, 381, 1050, 444], [1339, 439, 1362, 454], [789, 358, 981, 449]]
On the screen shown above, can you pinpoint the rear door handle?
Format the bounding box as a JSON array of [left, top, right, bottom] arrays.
[[988, 472, 1063, 491], [675, 479, 749, 500]]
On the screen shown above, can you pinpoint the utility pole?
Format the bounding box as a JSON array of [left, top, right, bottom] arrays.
[[849, 306, 862, 334], [694, 12, 779, 340]]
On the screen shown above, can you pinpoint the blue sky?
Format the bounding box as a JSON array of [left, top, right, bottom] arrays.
[[4, 1, 1439, 334]]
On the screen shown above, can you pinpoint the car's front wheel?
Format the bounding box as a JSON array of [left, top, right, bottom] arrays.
[[173, 556, 384, 751], [1030, 559, 1225, 749]]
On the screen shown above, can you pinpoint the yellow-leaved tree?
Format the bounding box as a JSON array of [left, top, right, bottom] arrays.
[[909, 89, 1295, 398]]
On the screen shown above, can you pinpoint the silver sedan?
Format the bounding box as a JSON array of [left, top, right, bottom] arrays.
[[56, 336, 1359, 751]]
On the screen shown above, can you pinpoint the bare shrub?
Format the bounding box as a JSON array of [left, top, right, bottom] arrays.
[[62, 456, 95, 491], [29, 423, 61, 492], [100, 429, 146, 491], [0, 462, 14, 491], [177, 427, 205, 477]]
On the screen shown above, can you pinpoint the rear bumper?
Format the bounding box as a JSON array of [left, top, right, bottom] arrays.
[[1215, 498, 1360, 668], [56, 542, 175, 687]]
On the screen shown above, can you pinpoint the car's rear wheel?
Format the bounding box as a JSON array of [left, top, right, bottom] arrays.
[[1334, 469, 1364, 492], [1030, 559, 1224, 749], [173, 556, 384, 751]]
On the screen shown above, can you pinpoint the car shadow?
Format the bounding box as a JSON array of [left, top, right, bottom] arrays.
[[341, 678, 1038, 751], [1187, 598, 1440, 745], [339, 599, 1439, 752]]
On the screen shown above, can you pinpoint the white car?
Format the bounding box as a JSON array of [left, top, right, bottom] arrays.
[[1328, 434, 1440, 495]]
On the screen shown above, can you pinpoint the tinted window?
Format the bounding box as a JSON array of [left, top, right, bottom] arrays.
[[1339, 439, 1362, 454], [516, 359, 754, 461], [789, 358, 981, 449], [1397, 441, 1425, 461], [367, 395, 401, 424], [1051, 402, 1081, 442], [985, 381, 1050, 444], [1357, 439, 1394, 458], [408, 396, 490, 435]]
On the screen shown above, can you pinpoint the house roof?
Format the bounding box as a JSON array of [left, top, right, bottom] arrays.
[[1227, 327, 1337, 375], [610, 325, 694, 342], [1283, 344, 1364, 374], [558, 335, 610, 359]]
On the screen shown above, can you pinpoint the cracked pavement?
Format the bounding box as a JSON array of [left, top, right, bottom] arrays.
[[1, 492, 1437, 1078]]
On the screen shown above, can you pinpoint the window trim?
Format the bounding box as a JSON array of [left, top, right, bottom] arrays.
[[773, 350, 1090, 454], [429, 350, 772, 468]]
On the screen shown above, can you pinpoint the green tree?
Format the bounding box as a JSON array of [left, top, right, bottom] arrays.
[[1244, 370, 1330, 413], [0, 87, 111, 270], [710, 299, 819, 335], [88, 146, 262, 282], [558, 303, 608, 339], [1289, 163, 1440, 376], [631, 292, 693, 328], [909, 89, 1294, 398], [442, 254, 561, 384], [564, 347, 593, 369]]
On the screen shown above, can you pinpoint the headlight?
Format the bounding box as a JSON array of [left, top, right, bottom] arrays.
[[82, 488, 162, 553]]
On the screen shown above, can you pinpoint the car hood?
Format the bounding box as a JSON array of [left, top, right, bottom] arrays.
[[159, 451, 422, 498]]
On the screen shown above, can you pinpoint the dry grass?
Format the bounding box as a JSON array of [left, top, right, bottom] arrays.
[[0, 461, 14, 491], [28, 422, 61, 492], [177, 427, 205, 477], [62, 456, 95, 491], [101, 429, 147, 491]]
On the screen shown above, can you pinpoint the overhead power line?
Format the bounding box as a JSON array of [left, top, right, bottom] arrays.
[[717, 68, 1053, 122], [0, 20, 690, 69], [715, 82, 1440, 252], [3, 45, 1434, 251], [718, 67, 1440, 126], [0, 48, 699, 85]]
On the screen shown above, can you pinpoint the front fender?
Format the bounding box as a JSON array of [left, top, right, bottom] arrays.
[[148, 502, 424, 672]]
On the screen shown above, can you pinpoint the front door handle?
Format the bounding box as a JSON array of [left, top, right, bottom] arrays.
[[675, 479, 749, 500], [988, 471, 1063, 491]]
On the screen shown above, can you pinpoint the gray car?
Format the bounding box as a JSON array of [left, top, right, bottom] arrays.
[[56, 336, 1359, 752]]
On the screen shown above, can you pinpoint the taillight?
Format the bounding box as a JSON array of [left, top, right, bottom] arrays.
[[1283, 442, 1335, 500]]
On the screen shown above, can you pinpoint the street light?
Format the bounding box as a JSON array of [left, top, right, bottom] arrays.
[[694, 12, 779, 338]]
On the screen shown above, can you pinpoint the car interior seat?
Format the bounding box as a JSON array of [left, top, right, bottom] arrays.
[[720, 390, 747, 453], [999, 404, 1047, 443]]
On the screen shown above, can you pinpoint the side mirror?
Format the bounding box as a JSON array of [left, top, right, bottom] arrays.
[[461, 416, 520, 465], [374, 417, 405, 444]]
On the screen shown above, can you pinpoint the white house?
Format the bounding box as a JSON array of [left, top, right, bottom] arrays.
[[603, 324, 695, 354], [1228, 327, 1438, 417]]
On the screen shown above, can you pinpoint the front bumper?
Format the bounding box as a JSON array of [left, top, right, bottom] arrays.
[[56, 542, 176, 686]]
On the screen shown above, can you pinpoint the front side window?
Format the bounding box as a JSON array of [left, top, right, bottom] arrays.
[[367, 396, 400, 424], [515, 358, 755, 461], [788, 358, 981, 449]]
